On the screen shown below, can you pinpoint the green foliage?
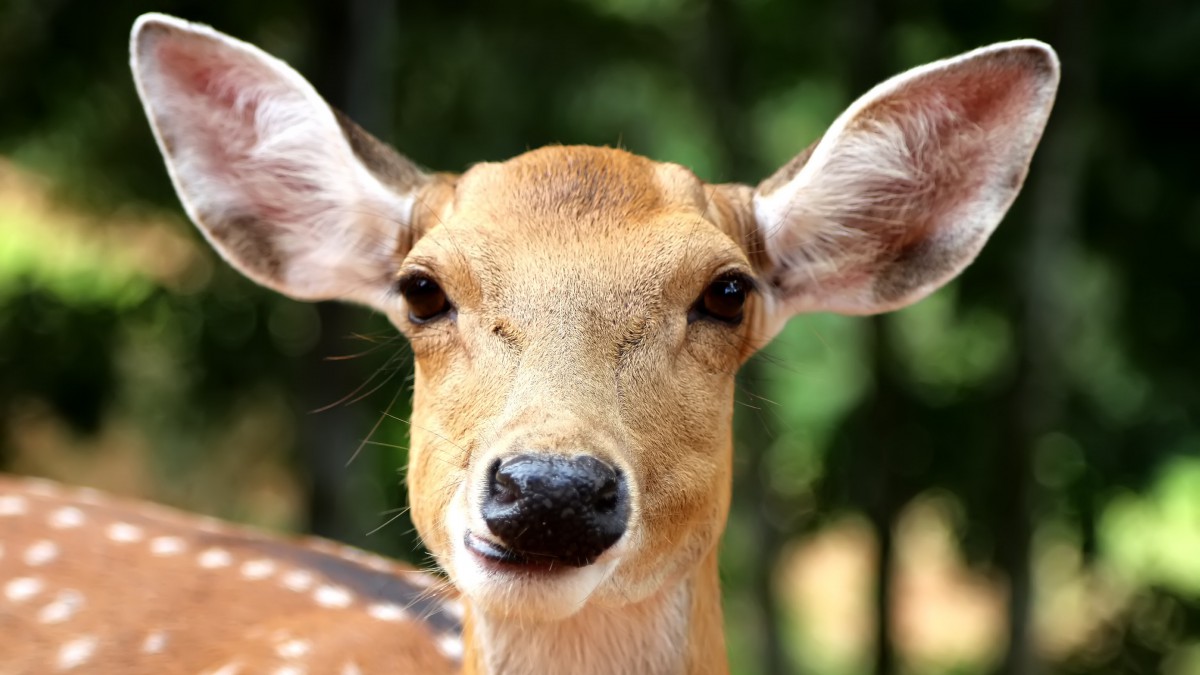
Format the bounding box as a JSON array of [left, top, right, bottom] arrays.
[[1102, 454, 1200, 597]]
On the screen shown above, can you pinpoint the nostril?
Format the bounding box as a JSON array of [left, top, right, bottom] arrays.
[[488, 458, 519, 505]]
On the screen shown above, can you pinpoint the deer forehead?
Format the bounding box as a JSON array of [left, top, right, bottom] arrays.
[[454, 145, 709, 218], [409, 146, 752, 319]]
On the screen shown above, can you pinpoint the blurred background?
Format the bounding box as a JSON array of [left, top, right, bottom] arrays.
[[1, 0, 1198, 673]]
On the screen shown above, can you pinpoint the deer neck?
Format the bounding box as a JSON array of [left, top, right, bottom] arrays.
[[460, 547, 727, 675]]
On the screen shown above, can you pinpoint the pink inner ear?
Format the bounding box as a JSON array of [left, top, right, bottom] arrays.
[[154, 38, 256, 118], [919, 54, 1041, 130], [148, 36, 320, 225], [153, 40, 256, 165], [755, 44, 1056, 315], [841, 53, 1044, 252]]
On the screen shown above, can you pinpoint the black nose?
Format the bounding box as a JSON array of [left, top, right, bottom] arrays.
[[481, 454, 628, 567]]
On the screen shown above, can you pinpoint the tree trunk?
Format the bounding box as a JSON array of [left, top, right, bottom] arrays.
[[864, 317, 901, 675], [996, 1, 1091, 673], [840, 1, 896, 672], [298, 0, 400, 552]]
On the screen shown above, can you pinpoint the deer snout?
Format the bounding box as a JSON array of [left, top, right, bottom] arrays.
[[478, 454, 628, 567]]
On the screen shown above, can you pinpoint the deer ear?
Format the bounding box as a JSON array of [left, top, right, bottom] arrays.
[[130, 13, 429, 307], [752, 41, 1059, 317]]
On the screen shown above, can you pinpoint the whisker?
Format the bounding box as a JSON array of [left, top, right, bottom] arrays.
[[345, 382, 408, 468], [381, 412, 469, 455], [365, 506, 412, 537], [325, 334, 403, 361], [311, 346, 410, 414]]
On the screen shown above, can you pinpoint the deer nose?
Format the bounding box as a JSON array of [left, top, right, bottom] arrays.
[[481, 454, 628, 567]]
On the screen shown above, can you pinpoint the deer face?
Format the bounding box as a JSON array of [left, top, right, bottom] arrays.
[[395, 149, 764, 619]]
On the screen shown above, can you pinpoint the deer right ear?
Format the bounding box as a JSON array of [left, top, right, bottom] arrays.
[[131, 13, 429, 307], [749, 41, 1059, 319]]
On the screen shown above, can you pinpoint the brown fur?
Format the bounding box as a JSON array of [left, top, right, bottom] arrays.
[[0, 476, 462, 674]]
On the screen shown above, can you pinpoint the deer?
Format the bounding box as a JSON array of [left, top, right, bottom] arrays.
[[0, 12, 1059, 675]]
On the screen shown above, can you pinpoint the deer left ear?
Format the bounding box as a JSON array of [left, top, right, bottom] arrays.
[[130, 13, 431, 309], [751, 40, 1059, 318]]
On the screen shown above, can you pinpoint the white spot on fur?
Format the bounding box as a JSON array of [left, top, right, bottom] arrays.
[[56, 636, 98, 670], [341, 662, 363, 675], [107, 522, 144, 543], [22, 478, 60, 497], [141, 630, 168, 654], [367, 603, 407, 622], [338, 546, 367, 562], [313, 584, 352, 608], [364, 558, 391, 573], [38, 589, 84, 624], [443, 598, 465, 620], [75, 488, 104, 505], [281, 570, 314, 592], [5, 576, 44, 602], [276, 638, 310, 659], [194, 515, 229, 533], [0, 495, 28, 516], [404, 572, 436, 589], [24, 540, 60, 566], [437, 634, 463, 660], [208, 663, 242, 675], [48, 506, 85, 529], [150, 536, 186, 556], [271, 667, 304, 675], [240, 559, 276, 580], [198, 548, 233, 569]]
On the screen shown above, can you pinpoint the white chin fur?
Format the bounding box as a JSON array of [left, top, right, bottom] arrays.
[[445, 488, 620, 622]]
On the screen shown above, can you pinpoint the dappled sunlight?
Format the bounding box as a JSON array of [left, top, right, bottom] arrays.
[[0, 159, 209, 301], [893, 495, 1005, 670], [780, 515, 875, 669], [1033, 524, 1128, 661], [0, 157, 308, 530], [1100, 455, 1200, 597], [774, 490, 1187, 674], [779, 497, 1006, 674]]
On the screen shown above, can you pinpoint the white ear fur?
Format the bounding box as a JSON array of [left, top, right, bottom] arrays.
[[754, 40, 1060, 317], [130, 13, 427, 306]]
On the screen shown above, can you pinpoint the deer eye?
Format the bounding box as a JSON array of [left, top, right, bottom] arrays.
[[691, 273, 750, 325], [397, 274, 451, 323]]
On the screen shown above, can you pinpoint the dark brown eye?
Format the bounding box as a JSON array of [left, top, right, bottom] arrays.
[[398, 274, 450, 323], [693, 274, 749, 324]]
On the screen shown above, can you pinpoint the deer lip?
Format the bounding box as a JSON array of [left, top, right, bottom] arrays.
[[463, 532, 565, 573]]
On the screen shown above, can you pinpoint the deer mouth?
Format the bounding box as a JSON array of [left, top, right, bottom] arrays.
[[449, 497, 622, 620], [463, 531, 566, 573]]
